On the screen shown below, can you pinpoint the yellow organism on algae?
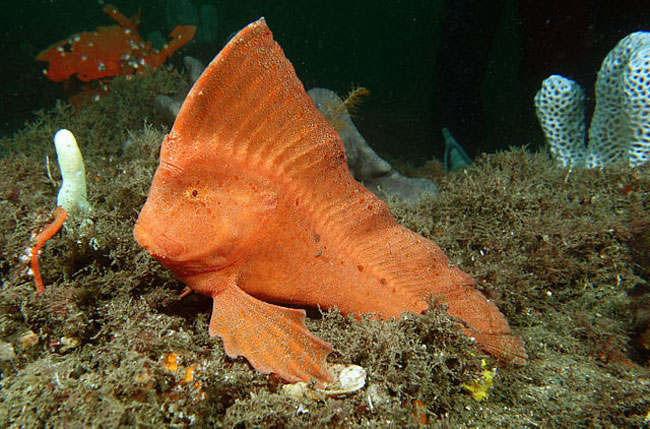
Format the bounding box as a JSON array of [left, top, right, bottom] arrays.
[[463, 359, 496, 402], [316, 85, 370, 134], [343, 86, 370, 115]]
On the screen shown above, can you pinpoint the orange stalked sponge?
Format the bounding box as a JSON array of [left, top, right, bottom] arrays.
[[36, 4, 196, 82]]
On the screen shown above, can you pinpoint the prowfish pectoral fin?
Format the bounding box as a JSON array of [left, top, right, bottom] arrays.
[[209, 282, 333, 385]]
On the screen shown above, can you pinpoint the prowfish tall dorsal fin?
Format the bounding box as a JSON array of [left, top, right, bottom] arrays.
[[165, 18, 347, 185]]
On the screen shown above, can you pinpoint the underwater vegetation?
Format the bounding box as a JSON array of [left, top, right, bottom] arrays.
[[0, 60, 650, 426], [0, 6, 648, 427], [0, 61, 646, 424]]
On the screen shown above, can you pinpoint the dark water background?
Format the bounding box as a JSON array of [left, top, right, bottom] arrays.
[[2, 0, 650, 164]]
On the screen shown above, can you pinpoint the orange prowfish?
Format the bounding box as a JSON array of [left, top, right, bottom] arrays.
[[134, 18, 527, 384]]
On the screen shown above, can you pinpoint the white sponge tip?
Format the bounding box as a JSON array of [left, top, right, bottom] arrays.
[[54, 129, 91, 216]]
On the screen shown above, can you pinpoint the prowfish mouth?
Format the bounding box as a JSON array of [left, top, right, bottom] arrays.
[[133, 220, 187, 260]]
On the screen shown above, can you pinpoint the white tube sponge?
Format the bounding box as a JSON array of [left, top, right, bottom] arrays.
[[54, 129, 91, 216]]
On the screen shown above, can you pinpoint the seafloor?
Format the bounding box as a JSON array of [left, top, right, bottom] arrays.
[[0, 69, 649, 427]]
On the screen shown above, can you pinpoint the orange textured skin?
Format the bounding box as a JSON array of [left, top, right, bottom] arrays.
[[134, 18, 527, 384]]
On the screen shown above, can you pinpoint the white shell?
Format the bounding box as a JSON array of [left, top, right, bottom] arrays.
[[282, 364, 366, 400]]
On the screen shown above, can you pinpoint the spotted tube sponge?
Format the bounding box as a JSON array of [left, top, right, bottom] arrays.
[[534, 75, 586, 167], [535, 31, 650, 168]]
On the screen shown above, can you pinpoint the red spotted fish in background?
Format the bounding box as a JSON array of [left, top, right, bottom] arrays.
[[134, 18, 527, 384]]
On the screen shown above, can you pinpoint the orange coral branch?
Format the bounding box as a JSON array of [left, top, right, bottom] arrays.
[[30, 206, 67, 294], [102, 4, 140, 30], [36, 4, 195, 82]]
